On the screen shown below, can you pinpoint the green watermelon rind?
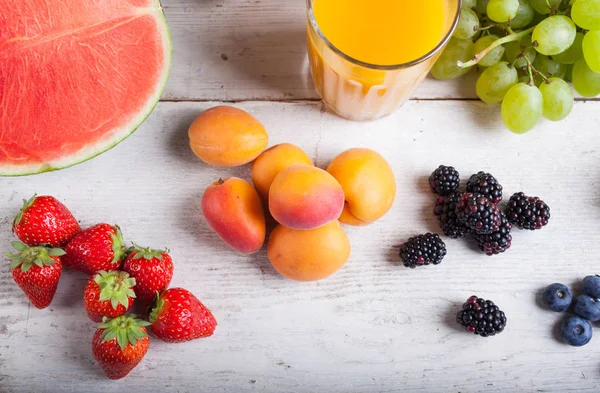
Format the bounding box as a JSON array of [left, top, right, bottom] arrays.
[[0, 4, 172, 177]]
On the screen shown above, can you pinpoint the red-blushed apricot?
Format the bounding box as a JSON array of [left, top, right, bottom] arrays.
[[326, 148, 396, 226], [268, 165, 344, 230], [189, 106, 268, 167], [267, 220, 350, 281], [251, 143, 314, 202], [202, 177, 265, 253]]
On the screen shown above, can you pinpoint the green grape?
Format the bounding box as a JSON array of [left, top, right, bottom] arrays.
[[510, 0, 535, 29], [454, 8, 480, 39], [501, 83, 543, 133], [571, 0, 600, 30], [533, 55, 567, 79], [528, 0, 560, 14], [518, 75, 531, 84], [530, 11, 546, 26], [582, 30, 600, 73], [463, 0, 477, 9], [505, 35, 537, 69], [477, 0, 490, 14], [476, 61, 518, 103], [572, 59, 600, 97], [487, 0, 520, 22], [552, 32, 584, 64], [431, 38, 475, 80], [539, 78, 574, 121], [474, 35, 505, 67], [565, 64, 574, 82], [532, 16, 576, 56]]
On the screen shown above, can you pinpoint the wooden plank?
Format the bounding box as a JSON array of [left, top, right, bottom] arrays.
[[1, 100, 600, 392], [161, 0, 478, 101]]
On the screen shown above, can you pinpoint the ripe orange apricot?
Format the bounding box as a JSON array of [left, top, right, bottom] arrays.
[[251, 143, 314, 201], [188, 106, 268, 167], [267, 220, 350, 281], [269, 165, 344, 230], [326, 148, 396, 226], [202, 177, 266, 254]]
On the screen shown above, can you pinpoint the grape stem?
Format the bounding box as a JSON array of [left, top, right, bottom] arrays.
[[457, 27, 535, 68], [525, 56, 551, 85], [549, 0, 567, 15]]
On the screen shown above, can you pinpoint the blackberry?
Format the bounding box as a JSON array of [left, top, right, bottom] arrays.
[[429, 165, 460, 196], [433, 193, 472, 239], [466, 172, 503, 204], [455, 193, 501, 235], [505, 192, 550, 230], [475, 212, 512, 256], [398, 233, 446, 268], [456, 296, 507, 337]]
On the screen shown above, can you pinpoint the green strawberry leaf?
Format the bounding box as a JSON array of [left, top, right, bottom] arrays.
[[47, 248, 66, 257], [94, 270, 135, 310], [102, 328, 117, 342], [6, 244, 57, 272], [110, 225, 127, 264], [21, 261, 33, 272], [9, 259, 22, 269], [13, 194, 36, 227], [97, 315, 148, 350], [117, 291, 129, 308], [148, 292, 164, 323], [11, 241, 27, 251], [128, 243, 168, 262]]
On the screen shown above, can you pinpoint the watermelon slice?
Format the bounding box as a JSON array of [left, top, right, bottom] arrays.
[[0, 0, 171, 176]]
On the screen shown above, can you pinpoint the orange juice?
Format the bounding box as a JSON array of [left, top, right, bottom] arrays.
[[306, 0, 460, 121], [312, 0, 448, 66]]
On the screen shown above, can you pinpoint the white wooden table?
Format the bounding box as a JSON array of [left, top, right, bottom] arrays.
[[2, 1, 600, 392]]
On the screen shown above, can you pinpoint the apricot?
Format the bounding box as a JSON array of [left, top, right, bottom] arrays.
[[251, 143, 314, 201], [269, 165, 344, 230], [188, 106, 268, 167], [267, 220, 350, 281], [326, 148, 396, 226], [201, 177, 265, 254]]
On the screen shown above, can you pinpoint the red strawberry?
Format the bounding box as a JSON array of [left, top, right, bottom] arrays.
[[122, 245, 174, 306], [63, 224, 126, 275], [84, 270, 136, 322], [13, 194, 80, 247], [92, 315, 150, 380], [149, 288, 217, 343], [6, 241, 64, 309]]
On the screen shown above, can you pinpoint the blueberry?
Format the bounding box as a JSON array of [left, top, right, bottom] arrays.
[[542, 283, 572, 312], [583, 275, 600, 298], [574, 295, 600, 321], [561, 315, 592, 347]]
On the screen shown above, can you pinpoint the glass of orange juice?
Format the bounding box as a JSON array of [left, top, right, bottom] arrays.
[[307, 0, 461, 121]]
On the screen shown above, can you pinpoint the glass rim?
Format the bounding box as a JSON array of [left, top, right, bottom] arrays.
[[306, 0, 463, 71]]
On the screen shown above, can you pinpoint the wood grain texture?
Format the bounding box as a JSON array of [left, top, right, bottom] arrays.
[[1, 101, 600, 392], [161, 0, 478, 101]]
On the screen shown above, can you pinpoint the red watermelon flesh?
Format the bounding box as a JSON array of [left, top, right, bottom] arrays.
[[0, 0, 171, 175]]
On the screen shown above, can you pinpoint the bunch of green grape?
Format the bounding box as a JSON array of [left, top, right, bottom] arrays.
[[431, 0, 600, 134]]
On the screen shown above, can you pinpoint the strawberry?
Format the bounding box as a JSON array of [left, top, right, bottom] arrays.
[[92, 315, 151, 380], [13, 194, 80, 247], [122, 245, 174, 306], [84, 270, 136, 322], [5, 241, 64, 309], [63, 223, 126, 275], [149, 288, 217, 343]]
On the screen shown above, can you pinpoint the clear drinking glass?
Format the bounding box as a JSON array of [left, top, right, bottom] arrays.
[[306, 0, 462, 121]]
